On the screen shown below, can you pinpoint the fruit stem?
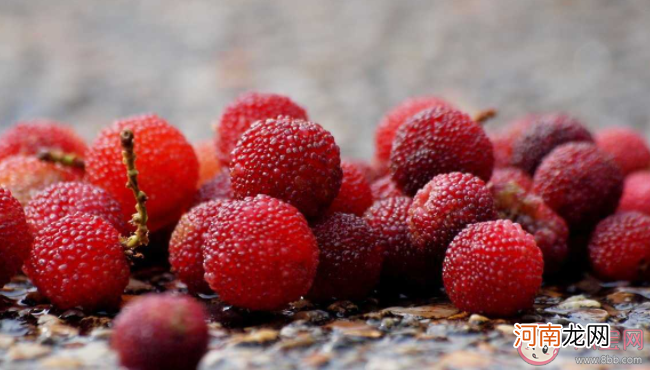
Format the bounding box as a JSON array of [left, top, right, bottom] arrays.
[[474, 108, 497, 125], [120, 129, 150, 256], [37, 150, 85, 170]]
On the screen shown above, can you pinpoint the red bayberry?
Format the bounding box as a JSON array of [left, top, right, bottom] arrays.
[[194, 140, 221, 186], [230, 118, 342, 219], [510, 114, 593, 174], [408, 173, 496, 278], [203, 195, 319, 310], [215, 92, 308, 167], [533, 143, 623, 230], [390, 106, 494, 195], [489, 167, 533, 193], [169, 200, 229, 294], [588, 212, 650, 282], [374, 96, 452, 172], [25, 181, 128, 235], [0, 120, 87, 161], [596, 127, 650, 176], [370, 175, 403, 200], [0, 188, 33, 287], [86, 114, 199, 232], [112, 294, 209, 370], [443, 220, 543, 316], [0, 155, 82, 205], [345, 159, 380, 183], [618, 171, 650, 216], [308, 213, 382, 301], [192, 171, 232, 207], [325, 161, 373, 216]]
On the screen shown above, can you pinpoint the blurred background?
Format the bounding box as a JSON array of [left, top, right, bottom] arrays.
[[0, 0, 649, 159]]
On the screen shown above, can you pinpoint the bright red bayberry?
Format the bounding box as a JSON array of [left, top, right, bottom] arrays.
[[194, 140, 221, 186], [25, 181, 128, 235], [588, 212, 650, 282], [112, 294, 209, 370], [443, 220, 543, 316], [230, 118, 342, 219], [408, 172, 496, 278], [86, 114, 199, 232], [0, 120, 87, 161], [169, 200, 228, 294], [374, 96, 452, 172], [192, 171, 232, 207], [370, 175, 403, 201], [618, 171, 650, 216], [325, 161, 373, 216], [596, 127, 650, 176], [308, 213, 382, 301], [390, 105, 494, 195], [509, 114, 593, 174], [489, 167, 533, 193], [0, 155, 82, 205], [0, 188, 33, 287], [215, 92, 308, 167], [533, 143, 623, 230], [203, 195, 319, 310]]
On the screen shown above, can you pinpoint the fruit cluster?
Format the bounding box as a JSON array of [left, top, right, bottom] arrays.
[[1, 92, 649, 369]]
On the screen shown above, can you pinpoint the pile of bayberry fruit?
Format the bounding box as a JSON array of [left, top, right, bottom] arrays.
[[1, 92, 650, 369]]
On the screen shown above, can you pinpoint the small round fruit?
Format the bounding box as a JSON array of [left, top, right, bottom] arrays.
[[112, 294, 209, 370], [325, 161, 373, 216], [0, 188, 33, 287], [370, 175, 403, 201], [230, 117, 342, 218], [588, 212, 650, 282], [618, 171, 650, 216], [390, 105, 494, 195], [443, 220, 543, 316], [596, 127, 650, 176], [194, 140, 221, 186], [203, 195, 319, 310], [0, 120, 87, 161], [308, 213, 382, 301]]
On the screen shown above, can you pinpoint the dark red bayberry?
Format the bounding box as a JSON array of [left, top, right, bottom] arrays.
[[86, 114, 199, 232], [192, 171, 232, 207], [0, 188, 32, 287], [112, 294, 209, 370], [203, 195, 319, 310], [596, 127, 650, 176], [325, 161, 373, 216], [370, 175, 403, 201], [308, 213, 382, 301], [0, 120, 87, 161], [533, 143, 623, 230], [216, 92, 308, 167], [618, 171, 650, 216], [443, 220, 543, 316], [510, 114, 593, 174], [230, 117, 342, 219], [588, 212, 650, 282], [390, 106, 494, 195]]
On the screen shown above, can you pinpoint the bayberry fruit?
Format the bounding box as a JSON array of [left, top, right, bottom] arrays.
[[216, 92, 308, 167], [194, 140, 221, 186], [192, 171, 232, 207], [308, 213, 382, 301], [596, 127, 650, 176], [230, 118, 342, 219], [618, 171, 650, 216], [325, 161, 373, 216], [443, 220, 543, 316], [345, 159, 379, 183], [588, 212, 650, 282], [112, 294, 209, 370], [0, 120, 87, 161], [390, 106, 493, 195], [203, 195, 319, 310], [370, 175, 403, 200], [533, 142, 623, 230], [0, 188, 32, 287]]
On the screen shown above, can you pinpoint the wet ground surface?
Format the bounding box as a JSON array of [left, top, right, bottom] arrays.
[[1, 268, 649, 369]]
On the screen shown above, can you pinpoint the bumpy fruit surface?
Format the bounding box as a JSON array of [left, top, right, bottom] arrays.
[[390, 106, 494, 195], [230, 118, 342, 219], [0, 155, 82, 205], [596, 127, 650, 176], [443, 220, 543, 316], [489, 167, 533, 193], [86, 114, 199, 232], [408, 173, 496, 277], [169, 200, 227, 294], [0, 120, 87, 161], [25, 182, 127, 234], [25, 213, 130, 311], [588, 212, 650, 282], [325, 161, 373, 216], [0, 188, 33, 287], [308, 213, 382, 301], [618, 171, 650, 216], [510, 114, 593, 174], [112, 294, 209, 370], [374, 96, 451, 171], [370, 175, 403, 200], [533, 143, 623, 230], [194, 140, 221, 186], [203, 195, 319, 310], [192, 171, 232, 207], [216, 92, 308, 167]]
